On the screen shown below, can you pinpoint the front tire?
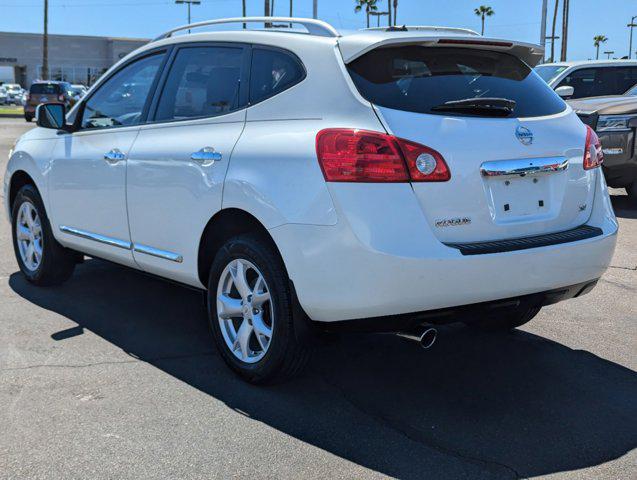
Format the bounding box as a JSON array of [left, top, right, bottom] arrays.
[[24, 114, 33, 122], [464, 306, 541, 331], [207, 234, 311, 384], [11, 185, 76, 286]]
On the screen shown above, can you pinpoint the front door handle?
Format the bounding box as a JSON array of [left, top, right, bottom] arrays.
[[103, 148, 126, 164], [191, 147, 222, 166]]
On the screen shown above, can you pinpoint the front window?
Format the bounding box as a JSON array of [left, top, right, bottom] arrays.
[[347, 46, 566, 118], [81, 52, 164, 129], [534, 65, 568, 84]]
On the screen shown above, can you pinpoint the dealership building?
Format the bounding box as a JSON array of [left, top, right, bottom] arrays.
[[0, 31, 148, 88]]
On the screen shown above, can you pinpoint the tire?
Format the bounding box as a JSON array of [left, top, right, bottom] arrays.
[[207, 233, 311, 384], [628, 182, 637, 206], [11, 184, 76, 286], [24, 114, 33, 122], [464, 306, 541, 332]]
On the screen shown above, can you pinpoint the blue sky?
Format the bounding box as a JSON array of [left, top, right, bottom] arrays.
[[1, 0, 636, 61]]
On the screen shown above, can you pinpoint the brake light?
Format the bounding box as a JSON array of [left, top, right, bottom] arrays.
[[583, 125, 603, 170], [57, 94, 65, 102], [315, 129, 450, 182]]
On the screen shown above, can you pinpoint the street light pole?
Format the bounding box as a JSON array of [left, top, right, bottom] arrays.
[[42, 0, 48, 80], [312, 0, 317, 19], [628, 16, 637, 59], [604, 51, 615, 60], [540, 0, 548, 58], [175, 0, 200, 26]]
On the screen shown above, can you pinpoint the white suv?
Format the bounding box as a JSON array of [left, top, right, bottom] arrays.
[[4, 18, 618, 383]]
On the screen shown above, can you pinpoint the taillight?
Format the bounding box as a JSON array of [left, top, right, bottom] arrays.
[[25, 93, 31, 102], [583, 125, 603, 170], [315, 129, 450, 183], [57, 94, 65, 102]]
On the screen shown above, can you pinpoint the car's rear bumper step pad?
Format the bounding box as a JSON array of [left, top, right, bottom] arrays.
[[444, 225, 604, 256]]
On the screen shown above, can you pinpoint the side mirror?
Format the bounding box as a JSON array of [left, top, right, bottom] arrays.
[[555, 85, 575, 98], [36, 103, 67, 130]]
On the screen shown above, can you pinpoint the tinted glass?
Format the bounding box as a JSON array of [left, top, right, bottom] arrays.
[[81, 53, 164, 129], [155, 46, 244, 121], [30, 83, 61, 94], [557, 67, 637, 98], [534, 65, 567, 83], [347, 47, 566, 117], [249, 48, 305, 104]]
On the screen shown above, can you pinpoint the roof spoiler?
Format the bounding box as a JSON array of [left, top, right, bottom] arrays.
[[339, 34, 545, 67]]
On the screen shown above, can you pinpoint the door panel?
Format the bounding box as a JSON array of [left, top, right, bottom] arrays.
[[49, 128, 139, 266], [127, 113, 245, 285]]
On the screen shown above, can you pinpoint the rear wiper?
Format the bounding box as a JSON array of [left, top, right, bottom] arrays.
[[431, 97, 516, 116]]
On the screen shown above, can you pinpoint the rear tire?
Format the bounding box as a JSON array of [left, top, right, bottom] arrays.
[[628, 182, 637, 206], [24, 114, 33, 122], [464, 306, 541, 332], [11, 185, 76, 286], [207, 233, 311, 384]]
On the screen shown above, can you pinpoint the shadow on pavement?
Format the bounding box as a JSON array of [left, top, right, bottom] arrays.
[[611, 193, 636, 219], [9, 260, 637, 479]]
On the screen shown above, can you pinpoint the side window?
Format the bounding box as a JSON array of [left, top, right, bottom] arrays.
[[557, 68, 600, 98], [155, 46, 244, 122], [81, 53, 164, 129], [249, 48, 305, 104], [607, 67, 637, 93]]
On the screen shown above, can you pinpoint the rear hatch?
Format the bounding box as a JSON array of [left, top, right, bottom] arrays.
[[343, 40, 595, 243], [29, 82, 63, 106]]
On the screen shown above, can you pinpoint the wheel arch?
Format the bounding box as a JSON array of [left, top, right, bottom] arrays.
[[8, 170, 39, 215], [197, 208, 286, 287]]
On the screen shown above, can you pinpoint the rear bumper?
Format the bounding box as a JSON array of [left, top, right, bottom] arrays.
[[270, 170, 618, 322]]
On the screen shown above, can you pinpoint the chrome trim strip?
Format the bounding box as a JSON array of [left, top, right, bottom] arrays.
[[133, 243, 183, 263], [59, 226, 132, 250], [480, 157, 569, 177]]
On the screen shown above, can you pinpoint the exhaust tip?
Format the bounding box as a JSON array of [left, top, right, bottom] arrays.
[[419, 328, 437, 349]]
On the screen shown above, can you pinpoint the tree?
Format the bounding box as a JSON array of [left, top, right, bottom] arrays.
[[393, 0, 398, 25], [549, 0, 559, 62], [354, 0, 378, 29], [474, 5, 494, 35], [594, 35, 608, 60]]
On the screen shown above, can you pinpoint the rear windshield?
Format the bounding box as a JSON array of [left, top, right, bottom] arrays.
[[347, 46, 566, 118], [30, 83, 61, 94]]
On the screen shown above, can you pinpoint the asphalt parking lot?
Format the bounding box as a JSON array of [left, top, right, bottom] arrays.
[[0, 117, 635, 480]]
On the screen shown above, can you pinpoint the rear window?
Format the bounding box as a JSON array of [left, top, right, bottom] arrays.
[[347, 46, 566, 118], [30, 83, 61, 94]]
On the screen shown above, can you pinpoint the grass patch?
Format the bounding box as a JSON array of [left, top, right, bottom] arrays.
[[0, 105, 24, 116]]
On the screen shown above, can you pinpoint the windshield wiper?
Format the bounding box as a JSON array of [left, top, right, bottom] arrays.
[[431, 97, 516, 116]]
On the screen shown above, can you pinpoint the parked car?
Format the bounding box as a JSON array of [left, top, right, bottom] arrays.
[[0, 86, 7, 105], [70, 84, 88, 101], [569, 84, 637, 201], [4, 18, 618, 383], [535, 60, 637, 99], [23, 80, 75, 122], [3, 83, 24, 105]]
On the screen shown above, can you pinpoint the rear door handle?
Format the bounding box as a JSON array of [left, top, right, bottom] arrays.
[[191, 147, 222, 166], [103, 148, 126, 164]]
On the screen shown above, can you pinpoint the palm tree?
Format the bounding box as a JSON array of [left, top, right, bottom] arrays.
[[393, 0, 398, 25], [593, 35, 608, 60], [474, 5, 494, 35], [354, 0, 378, 28], [549, 0, 559, 62], [387, 0, 392, 26]]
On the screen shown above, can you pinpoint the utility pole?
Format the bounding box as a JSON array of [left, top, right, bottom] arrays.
[[604, 50, 615, 60], [175, 0, 200, 26], [628, 15, 637, 59], [369, 11, 389, 27], [546, 35, 560, 63], [42, 0, 48, 80], [540, 0, 548, 59], [560, 0, 569, 61], [312, 0, 317, 19]]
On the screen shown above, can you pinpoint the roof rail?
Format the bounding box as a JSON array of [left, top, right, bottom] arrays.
[[153, 17, 340, 41], [363, 25, 480, 36]]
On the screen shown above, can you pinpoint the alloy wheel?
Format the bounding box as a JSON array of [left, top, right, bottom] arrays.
[[216, 258, 274, 364], [16, 201, 43, 271]]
